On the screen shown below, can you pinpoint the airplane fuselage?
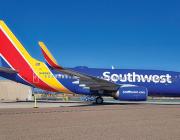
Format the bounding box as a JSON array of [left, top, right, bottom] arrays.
[[71, 67, 180, 97], [1, 65, 180, 97]]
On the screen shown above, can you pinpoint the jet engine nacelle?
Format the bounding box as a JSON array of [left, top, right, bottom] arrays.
[[115, 85, 148, 101]]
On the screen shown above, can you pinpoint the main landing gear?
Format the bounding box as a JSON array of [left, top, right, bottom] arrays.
[[95, 96, 104, 104], [80, 95, 104, 104]]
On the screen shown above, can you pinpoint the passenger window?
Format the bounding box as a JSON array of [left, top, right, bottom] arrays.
[[65, 75, 68, 79]]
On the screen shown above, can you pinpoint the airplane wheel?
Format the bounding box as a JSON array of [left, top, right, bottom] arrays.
[[96, 97, 104, 104]]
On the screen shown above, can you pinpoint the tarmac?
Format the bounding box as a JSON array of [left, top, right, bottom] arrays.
[[0, 101, 85, 108], [0, 101, 179, 140]]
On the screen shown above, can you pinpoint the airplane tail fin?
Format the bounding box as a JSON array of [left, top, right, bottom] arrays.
[[0, 20, 33, 70], [38, 41, 63, 69], [0, 21, 72, 92]]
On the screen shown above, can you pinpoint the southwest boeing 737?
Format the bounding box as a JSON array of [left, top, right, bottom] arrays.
[[0, 20, 180, 104]]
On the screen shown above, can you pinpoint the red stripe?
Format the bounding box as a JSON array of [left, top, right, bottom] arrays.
[[0, 29, 57, 92]]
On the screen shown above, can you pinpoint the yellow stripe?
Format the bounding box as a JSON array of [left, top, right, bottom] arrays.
[[38, 41, 59, 66], [0, 20, 72, 93]]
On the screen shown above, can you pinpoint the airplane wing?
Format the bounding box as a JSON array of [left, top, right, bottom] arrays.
[[0, 67, 18, 74], [38, 42, 63, 69], [38, 42, 120, 92], [58, 68, 120, 91]]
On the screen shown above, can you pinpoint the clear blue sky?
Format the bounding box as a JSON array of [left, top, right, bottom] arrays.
[[1, 0, 180, 71]]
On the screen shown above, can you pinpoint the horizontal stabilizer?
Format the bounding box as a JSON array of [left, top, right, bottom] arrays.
[[38, 42, 63, 69], [0, 67, 18, 74]]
